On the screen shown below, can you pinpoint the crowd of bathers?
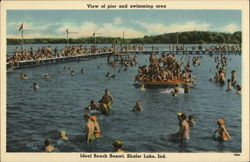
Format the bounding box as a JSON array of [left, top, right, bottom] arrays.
[[168, 44, 241, 51], [135, 53, 196, 85], [210, 54, 241, 94]]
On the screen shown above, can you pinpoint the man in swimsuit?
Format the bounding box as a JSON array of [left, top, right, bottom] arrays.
[[84, 113, 95, 143], [99, 89, 113, 110], [179, 113, 190, 141]]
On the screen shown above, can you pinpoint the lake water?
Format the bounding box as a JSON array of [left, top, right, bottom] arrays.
[[7, 44, 242, 152]]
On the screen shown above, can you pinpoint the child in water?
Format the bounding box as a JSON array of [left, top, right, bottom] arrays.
[[60, 130, 69, 140], [44, 139, 54, 152], [188, 115, 195, 127], [132, 100, 143, 112], [212, 118, 231, 141], [113, 140, 125, 152]]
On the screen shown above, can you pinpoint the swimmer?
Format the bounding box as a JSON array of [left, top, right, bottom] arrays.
[[43, 73, 49, 80], [20, 73, 28, 79], [71, 70, 75, 75], [235, 84, 241, 95], [139, 84, 146, 91], [83, 113, 95, 143], [188, 115, 195, 127], [132, 100, 143, 112], [231, 70, 237, 87], [178, 113, 190, 141], [177, 112, 183, 132], [99, 102, 109, 115], [226, 79, 232, 91], [172, 85, 179, 96], [113, 140, 125, 152], [60, 130, 69, 140], [212, 118, 231, 141], [33, 82, 40, 90], [183, 83, 190, 93], [90, 116, 102, 138], [81, 68, 85, 74], [44, 139, 54, 152], [99, 89, 113, 110], [89, 100, 100, 110]]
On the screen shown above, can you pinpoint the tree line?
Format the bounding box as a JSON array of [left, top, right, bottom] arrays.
[[7, 31, 241, 45]]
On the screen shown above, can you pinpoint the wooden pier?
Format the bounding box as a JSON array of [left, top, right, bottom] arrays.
[[7, 49, 241, 71]]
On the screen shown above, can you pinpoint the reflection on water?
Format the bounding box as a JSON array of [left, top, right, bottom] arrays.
[[7, 51, 241, 152]]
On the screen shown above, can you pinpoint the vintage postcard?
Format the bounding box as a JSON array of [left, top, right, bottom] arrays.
[[0, 0, 249, 162]]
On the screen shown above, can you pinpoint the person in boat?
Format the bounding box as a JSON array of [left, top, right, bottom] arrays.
[[212, 118, 231, 141], [132, 100, 143, 112], [90, 116, 102, 138], [84, 113, 95, 143], [235, 84, 241, 95], [99, 89, 113, 110], [113, 140, 125, 152], [226, 79, 232, 91], [178, 113, 190, 141], [60, 130, 69, 140], [44, 139, 55, 152], [231, 70, 237, 88], [33, 82, 40, 90]]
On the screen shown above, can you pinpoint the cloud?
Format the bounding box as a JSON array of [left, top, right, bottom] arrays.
[[113, 17, 122, 25], [7, 33, 61, 39], [134, 21, 211, 34], [8, 22, 51, 31], [220, 24, 240, 33], [55, 22, 144, 38]]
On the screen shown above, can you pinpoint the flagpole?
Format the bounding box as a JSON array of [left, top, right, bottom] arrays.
[[66, 29, 69, 47], [21, 27, 24, 51], [94, 32, 96, 48]]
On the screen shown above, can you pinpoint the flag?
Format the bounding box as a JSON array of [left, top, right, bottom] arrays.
[[18, 23, 23, 31], [92, 32, 95, 36]]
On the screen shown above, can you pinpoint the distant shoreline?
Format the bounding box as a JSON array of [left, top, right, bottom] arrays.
[[7, 31, 242, 45]]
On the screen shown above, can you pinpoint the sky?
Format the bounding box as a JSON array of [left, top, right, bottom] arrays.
[[7, 10, 241, 39]]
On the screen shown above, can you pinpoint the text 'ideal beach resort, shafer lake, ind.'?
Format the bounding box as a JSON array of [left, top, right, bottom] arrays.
[[6, 10, 242, 153], [80, 153, 167, 158]]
